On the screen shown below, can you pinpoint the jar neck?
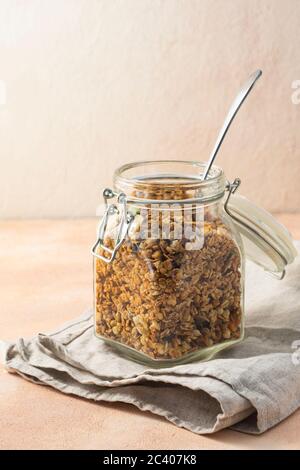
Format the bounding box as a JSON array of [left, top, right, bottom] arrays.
[[114, 160, 226, 203]]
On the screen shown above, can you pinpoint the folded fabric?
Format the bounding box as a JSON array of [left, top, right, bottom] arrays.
[[1, 242, 300, 435]]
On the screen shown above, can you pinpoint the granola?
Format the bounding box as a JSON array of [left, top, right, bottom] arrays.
[[94, 185, 242, 360]]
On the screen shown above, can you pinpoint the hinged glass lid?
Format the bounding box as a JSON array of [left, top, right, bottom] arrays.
[[226, 192, 298, 278]]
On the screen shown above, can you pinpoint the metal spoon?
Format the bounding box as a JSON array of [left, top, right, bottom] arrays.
[[202, 69, 262, 180]]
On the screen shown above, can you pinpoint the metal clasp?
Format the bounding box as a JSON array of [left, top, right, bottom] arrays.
[[224, 178, 241, 213], [91, 188, 134, 263]]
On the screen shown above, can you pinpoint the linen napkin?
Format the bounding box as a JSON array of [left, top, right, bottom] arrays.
[[1, 242, 300, 435]]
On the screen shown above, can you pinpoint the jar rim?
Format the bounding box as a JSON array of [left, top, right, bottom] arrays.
[[114, 160, 226, 201]]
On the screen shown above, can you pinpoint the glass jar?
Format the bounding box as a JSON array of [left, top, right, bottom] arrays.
[[92, 160, 297, 366]]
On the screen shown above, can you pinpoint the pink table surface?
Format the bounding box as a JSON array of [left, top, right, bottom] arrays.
[[1, 216, 300, 450]]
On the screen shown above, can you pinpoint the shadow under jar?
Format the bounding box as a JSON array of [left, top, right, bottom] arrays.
[[92, 161, 245, 366]]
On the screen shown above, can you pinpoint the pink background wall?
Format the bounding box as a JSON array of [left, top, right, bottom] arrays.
[[0, 0, 300, 217]]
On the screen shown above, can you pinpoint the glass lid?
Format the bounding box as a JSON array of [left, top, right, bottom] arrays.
[[226, 194, 298, 278]]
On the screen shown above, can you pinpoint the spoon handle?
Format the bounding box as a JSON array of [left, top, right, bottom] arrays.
[[202, 69, 262, 180]]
